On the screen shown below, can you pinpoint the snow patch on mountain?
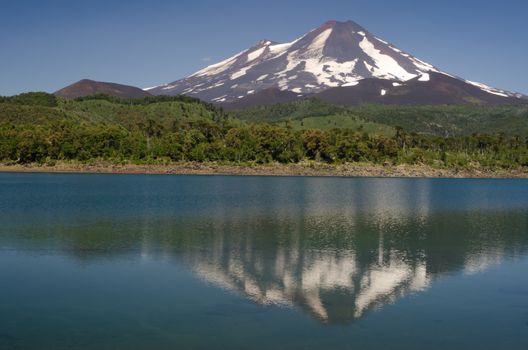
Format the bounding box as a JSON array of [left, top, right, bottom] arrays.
[[358, 37, 416, 81], [418, 73, 430, 81], [308, 28, 333, 53], [231, 66, 251, 80], [191, 49, 246, 78], [247, 47, 266, 62], [269, 42, 293, 54], [465, 80, 510, 97]]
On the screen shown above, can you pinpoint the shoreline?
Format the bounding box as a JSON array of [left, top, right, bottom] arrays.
[[1, 162, 527, 179]]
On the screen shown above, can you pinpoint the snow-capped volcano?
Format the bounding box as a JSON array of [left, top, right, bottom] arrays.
[[147, 20, 520, 103]]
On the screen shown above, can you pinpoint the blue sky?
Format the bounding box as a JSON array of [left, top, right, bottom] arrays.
[[1, 0, 527, 95]]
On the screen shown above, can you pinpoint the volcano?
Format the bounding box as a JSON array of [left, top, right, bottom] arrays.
[[146, 20, 523, 107]]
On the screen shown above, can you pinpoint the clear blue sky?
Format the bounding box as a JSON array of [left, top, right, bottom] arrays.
[[1, 0, 527, 96]]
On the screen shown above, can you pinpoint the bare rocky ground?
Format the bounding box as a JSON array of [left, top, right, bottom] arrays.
[[1, 161, 527, 178]]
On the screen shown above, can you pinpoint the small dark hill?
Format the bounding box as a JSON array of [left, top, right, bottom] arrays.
[[54, 79, 151, 99]]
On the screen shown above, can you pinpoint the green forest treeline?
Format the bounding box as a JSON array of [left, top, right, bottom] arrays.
[[1, 92, 527, 168]]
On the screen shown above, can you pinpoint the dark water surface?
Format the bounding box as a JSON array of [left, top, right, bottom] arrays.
[[1, 173, 528, 349]]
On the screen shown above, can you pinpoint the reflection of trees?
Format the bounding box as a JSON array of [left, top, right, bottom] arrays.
[[2, 178, 527, 324]]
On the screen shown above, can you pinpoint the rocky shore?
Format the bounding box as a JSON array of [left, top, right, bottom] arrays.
[[1, 161, 527, 178]]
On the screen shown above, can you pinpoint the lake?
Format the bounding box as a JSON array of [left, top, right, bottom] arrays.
[[1, 173, 527, 349]]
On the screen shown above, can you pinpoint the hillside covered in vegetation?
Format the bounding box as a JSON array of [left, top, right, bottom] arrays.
[[0, 92, 527, 170], [232, 98, 528, 137]]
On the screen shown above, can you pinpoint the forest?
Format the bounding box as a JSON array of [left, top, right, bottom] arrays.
[[0, 92, 527, 169]]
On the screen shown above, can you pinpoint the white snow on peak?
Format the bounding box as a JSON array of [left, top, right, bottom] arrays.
[[201, 81, 225, 91], [284, 53, 359, 88], [230, 66, 252, 80], [256, 74, 269, 81], [375, 37, 389, 45], [247, 47, 266, 62], [409, 56, 437, 72], [305, 28, 333, 57], [191, 49, 246, 77], [466, 80, 510, 97], [269, 42, 293, 55], [224, 44, 273, 81], [161, 84, 177, 90], [211, 95, 227, 102], [272, 27, 363, 90], [418, 73, 430, 81], [380, 89, 387, 96], [358, 37, 417, 81]]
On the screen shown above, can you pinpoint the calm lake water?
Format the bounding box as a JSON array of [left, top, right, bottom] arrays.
[[1, 173, 528, 350]]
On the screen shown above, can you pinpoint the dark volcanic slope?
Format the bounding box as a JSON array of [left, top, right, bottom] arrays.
[[220, 88, 300, 110], [315, 78, 396, 106], [55, 79, 151, 99], [315, 72, 520, 106], [222, 72, 521, 109]]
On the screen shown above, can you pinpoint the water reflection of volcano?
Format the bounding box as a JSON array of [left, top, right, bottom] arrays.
[[168, 208, 528, 324], [3, 177, 528, 324], [190, 248, 429, 323]]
